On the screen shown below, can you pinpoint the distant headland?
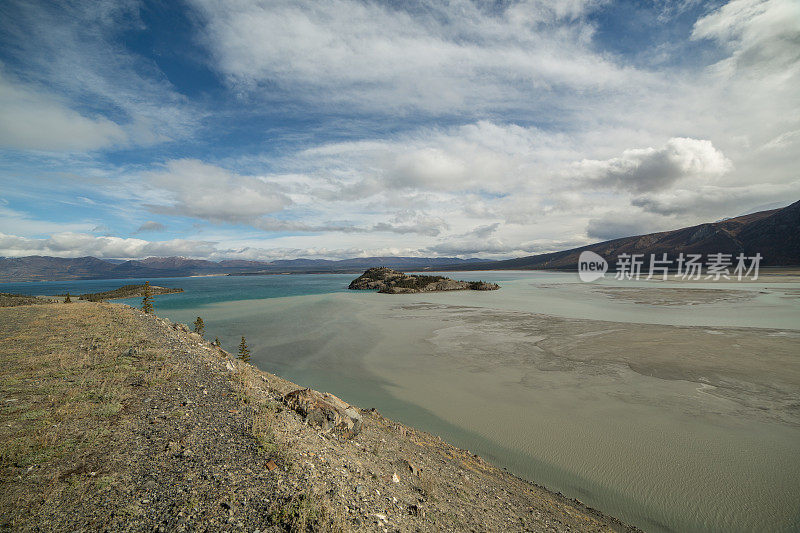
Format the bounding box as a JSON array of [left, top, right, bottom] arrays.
[[76, 284, 183, 301]]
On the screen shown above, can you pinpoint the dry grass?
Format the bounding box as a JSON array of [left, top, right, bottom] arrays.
[[229, 358, 349, 531], [269, 491, 350, 533], [231, 361, 292, 467], [412, 472, 439, 502], [0, 302, 159, 518], [0, 293, 48, 307]]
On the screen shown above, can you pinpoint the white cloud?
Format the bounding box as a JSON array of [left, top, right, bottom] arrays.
[[576, 137, 733, 193], [0, 232, 217, 259], [687, 0, 800, 156], [1, 0, 798, 260], [0, 73, 127, 151], [0, 230, 476, 261], [299, 121, 574, 197], [144, 159, 291, 223], [189, 0, 646, 114], [631, 180, 800, 216], [372, 211, 449, 237], [692, 0, 800, 74], [0, 1, 199, 148], [0, 204, 97, 236], [135, 221, 167, 233]]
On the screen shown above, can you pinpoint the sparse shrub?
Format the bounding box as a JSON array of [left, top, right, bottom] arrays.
[[393, 274, 445, 289], [251, 410, 277, 454], [64, 292, 72, 303], [413, 472, 438, 502], [238, 336, 250, 363], [269, 492, 347, 533], [213, 336, 220, 346], [141, 281, 154, 314], [193, 317, 205, 336]]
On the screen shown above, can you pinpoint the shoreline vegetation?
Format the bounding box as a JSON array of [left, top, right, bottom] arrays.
[[348, 267, 500, 294], [76, 284, 184, 302], [0, 298, 635, 531]]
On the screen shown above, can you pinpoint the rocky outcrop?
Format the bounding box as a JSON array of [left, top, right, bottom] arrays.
[[283, 388, 363, 438], [348, 267, 500, 294]]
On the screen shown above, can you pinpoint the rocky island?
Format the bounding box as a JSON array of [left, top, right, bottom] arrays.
[[348, 267, 500, 294]]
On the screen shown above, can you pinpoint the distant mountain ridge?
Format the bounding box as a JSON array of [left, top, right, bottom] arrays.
[[448, 200, 800, 271], [0, 255, 491, 282], [1, 201, 797, 282]]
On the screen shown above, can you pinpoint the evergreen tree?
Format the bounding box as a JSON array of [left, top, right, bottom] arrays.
[[193, 316, 205, 336], [141, 281, 154, 314], [238, 336, 250, 363], [64, 292, 72, 304]]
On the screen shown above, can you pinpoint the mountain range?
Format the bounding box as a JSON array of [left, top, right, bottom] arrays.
[[0, 255, 491, 282], [1, 200, 797, 282], [459, 199, 800, 271]]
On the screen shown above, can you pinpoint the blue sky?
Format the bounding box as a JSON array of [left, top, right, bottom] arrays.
[[0, 0, 798, 260]]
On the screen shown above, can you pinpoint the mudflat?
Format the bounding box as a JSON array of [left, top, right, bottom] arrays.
[[187, 275, 799, 532]]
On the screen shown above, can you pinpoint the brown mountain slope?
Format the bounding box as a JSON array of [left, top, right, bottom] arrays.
[[460, 200, 800, 271]]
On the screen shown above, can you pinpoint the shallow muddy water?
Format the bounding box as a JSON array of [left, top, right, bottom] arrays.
[[155, 273, 800, 532]]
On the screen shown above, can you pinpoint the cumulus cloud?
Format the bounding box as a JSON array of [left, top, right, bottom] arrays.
[[144, 159, 291, 224], [465, 223, 501, 240], [576, 138, 733, 193]]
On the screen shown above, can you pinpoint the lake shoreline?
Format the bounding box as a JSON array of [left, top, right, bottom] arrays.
[[2, 272, 799, 531]]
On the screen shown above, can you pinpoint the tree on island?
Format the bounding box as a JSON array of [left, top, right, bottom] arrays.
[[141, 281, 154, 314], [193, 317, 205, 336], [238, 336, 250, 363], [64, 292, 71, 304]]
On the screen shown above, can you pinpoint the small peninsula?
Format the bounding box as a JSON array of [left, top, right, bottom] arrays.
[[349, 267, 499, 294], [77, 284, 183, 301]]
